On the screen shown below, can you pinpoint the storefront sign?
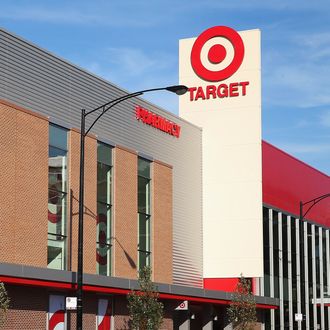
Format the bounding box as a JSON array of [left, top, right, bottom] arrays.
[[188, 26, 250, 102], [175, 300, 188, 310], [179, 26, 262, 279], [135, 105, 181, 138]]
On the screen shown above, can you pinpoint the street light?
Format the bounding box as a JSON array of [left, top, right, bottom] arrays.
[[76, 85, 188, 330], [298, 192, 329, 323]]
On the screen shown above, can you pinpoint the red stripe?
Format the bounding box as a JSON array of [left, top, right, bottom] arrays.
[[204, 278, 239, 292], [0, 276, 74, 289], [49, 309, 65, 330], [0, 276, 278, 309], [98, 315, 110, 330]]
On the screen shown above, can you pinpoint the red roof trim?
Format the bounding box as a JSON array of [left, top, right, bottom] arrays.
[[0, 276, 278, 309], [262, 140, 329, 178]]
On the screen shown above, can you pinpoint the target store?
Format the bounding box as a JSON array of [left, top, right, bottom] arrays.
[[0, 25, 329, 330]]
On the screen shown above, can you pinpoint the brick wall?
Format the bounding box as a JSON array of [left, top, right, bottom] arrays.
[[113, 146, 138, 279], [69, 129, 97, 274], [0, 100, 48, 267], [152, 161, 173, 284], [114, 295, 173, 329], [2, 285, 48, 330], [67, 293, 97, 330]]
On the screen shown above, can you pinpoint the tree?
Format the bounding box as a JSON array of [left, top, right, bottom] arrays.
[[227, 275, 257, 330], [0, 282, 10, 327], [127, 266, 164, 330]]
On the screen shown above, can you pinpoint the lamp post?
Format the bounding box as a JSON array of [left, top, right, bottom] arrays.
[[298, 193, 329, 324], [298, 192, 329, 323], [76, 85, 188, 330]]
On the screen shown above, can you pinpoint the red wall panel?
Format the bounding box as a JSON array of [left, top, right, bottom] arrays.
[[203, 278, 239, 292], [262, 141, 330, 227]]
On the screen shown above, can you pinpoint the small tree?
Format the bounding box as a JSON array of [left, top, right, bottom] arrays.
[[127, 266, 164, 330], [0, 282, 10, 327], [227, 275, 257, 330]]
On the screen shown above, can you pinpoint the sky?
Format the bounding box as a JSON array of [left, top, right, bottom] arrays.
[[1, 0, 329, 175]]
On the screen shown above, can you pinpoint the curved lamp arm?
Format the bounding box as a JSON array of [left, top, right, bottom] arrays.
[[299, 193, 330, 220], [84, 85, 188, 135]]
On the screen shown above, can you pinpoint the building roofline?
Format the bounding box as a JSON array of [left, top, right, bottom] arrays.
[[262, 140, 329, 178], [0, 262, 279, 309], [0, 27, 202, 131]]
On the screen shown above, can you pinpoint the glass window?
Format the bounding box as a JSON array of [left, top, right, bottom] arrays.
[[138, 213, 151, 269], [322, 229, 328, 294], [49, 125, 68, 150], [291, 218, 297, 304], [47, 124, 68, 270], [307, 223, 314, 326], [315, 227, 320, 297], [138, 176, 150, 214], [263, 207, 270, 297], [282, 215, 289, 301], [48, 295, 66, 329], [97, 143, 112, 166], [299, 221, 306, 318], [138, 158, 150, 178], [96, 142, 112, 276], [273, 211, 280, 298], [138, 158, 151, 270]]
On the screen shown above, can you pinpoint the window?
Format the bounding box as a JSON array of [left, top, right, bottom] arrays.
[[48, 124, 68, 270], [96, 142, 112, 276], [138, 158, 151, 270], [97, 298, 112, 329], [273, 210, 280, 298], [263, 207, 271, 297], [48, 295, 66, 329]]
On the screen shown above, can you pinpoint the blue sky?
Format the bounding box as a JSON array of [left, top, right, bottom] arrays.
[[1, 0, 329, 174]]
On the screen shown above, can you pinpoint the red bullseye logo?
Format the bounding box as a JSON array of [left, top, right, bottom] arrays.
[[191, 26, 245, 82]]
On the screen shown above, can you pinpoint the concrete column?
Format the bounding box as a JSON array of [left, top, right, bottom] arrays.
[[179, 317, 190, 330], [174, 311, 190, 330], [202, 304, 213, 330], [296, 218, 301, 330], [287, 216, 293, 329]]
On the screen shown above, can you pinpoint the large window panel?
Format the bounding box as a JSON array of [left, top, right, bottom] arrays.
[[263, 207, 271, 297], [47, 124, 68, 270], [96, 142, 112, 276], [138, 158, 151, 270], [138, 176, 150, 214]]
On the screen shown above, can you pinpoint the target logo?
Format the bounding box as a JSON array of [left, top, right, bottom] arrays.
[[191, 26, 245, 82], [175, 300, 188, 310]]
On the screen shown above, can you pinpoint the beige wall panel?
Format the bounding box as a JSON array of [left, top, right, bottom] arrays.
[[69, 130, 97, 274], [179, 29, 263, 278], [0, 101, 48, 267], [152, 161, 173, 284], [113, 147, 138, 279]]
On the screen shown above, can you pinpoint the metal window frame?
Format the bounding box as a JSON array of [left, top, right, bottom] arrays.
[[312, 224, 317, 329], [304, 221, 310, 328], [319, 227, 325, 329], [96, 145, 113, 277], [287, 216, 293, 329]]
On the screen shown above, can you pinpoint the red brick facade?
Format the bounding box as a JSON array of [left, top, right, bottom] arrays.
[[0, 101, 48, 268], [152, 161, 173, 284], [113, 146, 139, 279], [0, 100, 175, 329]]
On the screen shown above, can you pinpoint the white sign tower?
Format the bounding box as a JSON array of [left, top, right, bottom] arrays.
[[179, 26, 263, 278]]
